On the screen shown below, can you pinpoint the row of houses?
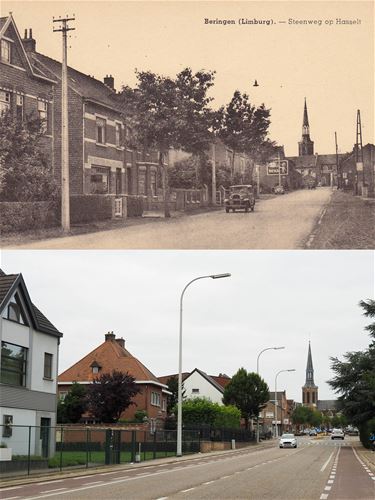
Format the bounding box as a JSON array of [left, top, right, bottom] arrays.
[[0, 14, 161, 208], [1, 269, 301, 458]]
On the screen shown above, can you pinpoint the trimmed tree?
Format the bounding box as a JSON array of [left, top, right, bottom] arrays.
[[218, 91, 273, 182], [86, 370, 140, 423], [118, 68, 215, 216], [222, 369, 269, 429]]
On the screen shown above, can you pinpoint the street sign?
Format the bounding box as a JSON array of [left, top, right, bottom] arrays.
[[267, 160, 288, 176]]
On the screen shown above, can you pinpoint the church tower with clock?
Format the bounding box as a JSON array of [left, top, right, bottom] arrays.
[[302, 341, 318, 408], [298, 98, 315, 156]]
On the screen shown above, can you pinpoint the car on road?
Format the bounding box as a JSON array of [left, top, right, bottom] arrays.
[[274, 185, 285, 195], [279, 433, 297, 448], [224, 185, 255, 213], [309, 429, 318, 436], [331, 428, 345, 440]]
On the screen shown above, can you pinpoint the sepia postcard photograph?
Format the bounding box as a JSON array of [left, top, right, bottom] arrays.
[[0, 0, 374, 249]]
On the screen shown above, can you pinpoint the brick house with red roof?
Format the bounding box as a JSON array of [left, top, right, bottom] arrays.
[[58, 332, 170, 422]]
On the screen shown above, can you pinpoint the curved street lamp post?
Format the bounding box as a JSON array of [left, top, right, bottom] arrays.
[[274, 369, 296, 439], [177, 273, 231, 457]]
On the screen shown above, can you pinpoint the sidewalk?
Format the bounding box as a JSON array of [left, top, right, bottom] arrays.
[[352, 440, 375, 472], [0, 440, 275, 489], [307, 190, 375, 249]]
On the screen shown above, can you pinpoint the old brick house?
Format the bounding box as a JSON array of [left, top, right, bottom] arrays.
[[58, 332, 170, 422], [0, 15, 55, 166], [1, 14, 162, 209]]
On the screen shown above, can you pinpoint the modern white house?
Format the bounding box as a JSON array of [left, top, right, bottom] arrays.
[[0, 269, 63, 458]]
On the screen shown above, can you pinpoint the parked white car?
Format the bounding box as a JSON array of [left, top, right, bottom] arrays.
[[279, 433, 297, 448]]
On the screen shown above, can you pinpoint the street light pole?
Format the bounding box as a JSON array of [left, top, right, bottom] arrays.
[[177, 273, 231, 457], [274, 369, 295, 440], [256, 346, 285, 443]]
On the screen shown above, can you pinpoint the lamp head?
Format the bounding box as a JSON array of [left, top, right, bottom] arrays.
[[274, 346, 285, 350], [211, 273, 231, 279]]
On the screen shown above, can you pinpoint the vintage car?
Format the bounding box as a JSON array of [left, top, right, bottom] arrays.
[[224, 185, 255, 213]]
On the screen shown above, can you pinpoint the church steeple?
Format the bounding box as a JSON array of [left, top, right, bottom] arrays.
[[302, 341, 318, 407], [298, 98, 314, 156], [305, 341, 315, 386]]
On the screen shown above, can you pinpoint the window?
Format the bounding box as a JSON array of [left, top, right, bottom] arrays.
[[59, 391, 68, 400], [162, 398, 166, 411], [1, 341, 28, 387], [0, 90, 11, 115], [90, 166, 110, 194], [2, 415, 13, 438], [7, 293, 28, 325], [150, 171, 157, 197], [96, 117, 106, 144], [92, 366, 99, 374], [115, 122, 122, 147], [1, 39, 10, 63], [16, 95, 24, 121], [192, 388, 200, 394], [151, 391, 161, 406], [38, 100, 48, 132], [44, 353, 53, 379]]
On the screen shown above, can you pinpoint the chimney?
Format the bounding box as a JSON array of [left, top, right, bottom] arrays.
[[103, 74, 114, 90], [115, 337, 125, 349], [105, 331, 116, 342], [22, 28, 36, 52]]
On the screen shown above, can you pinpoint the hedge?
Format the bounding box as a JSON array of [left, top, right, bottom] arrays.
[[69, 195, 112, 224], [126, 196, 144, 217], [0, 201, 58, 234]]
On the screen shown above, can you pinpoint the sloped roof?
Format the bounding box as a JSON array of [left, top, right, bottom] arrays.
[[158, 373, 190, 385], [188, 368, 226, 393], [0, 17, 8, 31], [211, 374, 231, 389], [31, 52, 119, 111], [286, 153, 347, 169], [317, 400, 338, 411], [59, 335, 164, 386], [0, 269, 62, 338]]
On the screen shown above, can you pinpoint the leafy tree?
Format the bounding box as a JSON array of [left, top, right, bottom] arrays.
[[86, 370, 140, 423], [328, 299, 375, 447], [310, 410, 323, 428], [166, 375, 186, 414], [57, 383, 88, 424], [118, 68, 215, 217], [218, 91, 273, 181], [0, 111, 57, 201], [222, 369, 269, 429], [291, 405, 312, 427]]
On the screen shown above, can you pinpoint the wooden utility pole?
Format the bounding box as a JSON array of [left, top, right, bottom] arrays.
[[211, 139, 216, 206], [53, 15, 75, 232], [335, 132, 339, 188], [355, 109, 364, 195]]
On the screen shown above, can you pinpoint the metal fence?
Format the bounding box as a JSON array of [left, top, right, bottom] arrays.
[[0, 425, 200, 478]]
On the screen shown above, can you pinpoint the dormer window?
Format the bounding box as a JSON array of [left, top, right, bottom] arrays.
[[1, 39, 11, 63], [90, 361, 101, 374]]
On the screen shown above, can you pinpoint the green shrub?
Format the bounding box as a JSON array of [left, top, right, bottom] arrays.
[[134, 410, 148, 422], [0, 201, 58, 234]]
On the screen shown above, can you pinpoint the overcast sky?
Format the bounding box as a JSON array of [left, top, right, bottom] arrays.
[[2, 0, 374, 156], [1, 249, 374, 403]]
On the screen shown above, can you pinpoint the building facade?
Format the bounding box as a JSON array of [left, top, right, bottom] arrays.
[[0, 269, 63, 458], [58, 332, 170, 422]]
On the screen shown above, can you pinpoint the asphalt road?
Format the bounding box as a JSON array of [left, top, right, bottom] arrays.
[[12, 188, 333, 250], [1, 436, 373, 500]]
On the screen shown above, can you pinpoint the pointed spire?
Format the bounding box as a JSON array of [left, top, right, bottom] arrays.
[[304, 341, 316, 386], [303, 97, 309, 128]]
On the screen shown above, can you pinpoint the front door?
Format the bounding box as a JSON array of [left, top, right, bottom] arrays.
[[116, 168, 122, 195]]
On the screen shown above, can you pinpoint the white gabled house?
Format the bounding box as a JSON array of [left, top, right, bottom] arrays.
[[0, 269, 63, 458]]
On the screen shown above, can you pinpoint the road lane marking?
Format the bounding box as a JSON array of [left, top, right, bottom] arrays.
[[181, 488, 195, 492], [3, 497, 21, 500], [73, 475, 92, 480], [321, 451, 334, 471], [327, 479, 334, 484], [99, 471, 119, 475], [155, 497, 169, 500], [0, 487, 22, 491], [320, 494, 329, 500], [37, 481, 63, 485], [40, 489, 67, 494], [82, 481, 105, 486], [324, 486, 332, 491], [203, 481, 215, 485]]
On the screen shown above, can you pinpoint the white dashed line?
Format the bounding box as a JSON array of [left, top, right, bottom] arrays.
[[181, 488, 195, 492], [82, 481, 105, 486], [37, 480, 63, 485], [0, 487, 22, 492], [40, 489, 67, 494], [203, 481, 215, 485], [320, 494, 329, 500]]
